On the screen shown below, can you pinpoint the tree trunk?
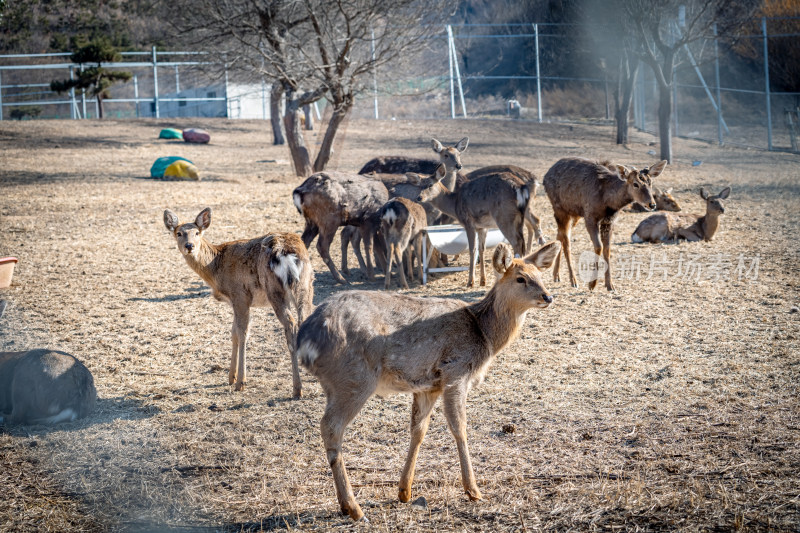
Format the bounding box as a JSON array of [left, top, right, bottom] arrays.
[[283, 98, 313, 177], [97, 95, 104, 119], [657, 83, 673, 163], [270, 84, 285, 145], [313, 106, 349, 172], [615, 60, 638, 145]]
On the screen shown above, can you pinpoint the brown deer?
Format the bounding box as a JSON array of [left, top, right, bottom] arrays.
[[417, 165, 532, 287], [163, 208, 314, 396], [0, 348, 96, 425], [379, 197, 428, 290], [632, 187, 730, 243], [466, 164, 546, 251], [543, 157, 667, 291], [293, 172, 388, 284], [359, 137, 469, 192], [626, 186, 681, 213], [297, 240, 561, 521]]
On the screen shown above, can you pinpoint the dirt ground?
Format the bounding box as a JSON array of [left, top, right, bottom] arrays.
[[0, 116, 799, 532]]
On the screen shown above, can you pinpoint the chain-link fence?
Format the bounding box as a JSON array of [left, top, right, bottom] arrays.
[[1, 18, 798, 153]]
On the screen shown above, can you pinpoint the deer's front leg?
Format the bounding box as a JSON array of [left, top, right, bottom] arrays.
[[443, 386, 482, 501], [231, 305, 250, 391]]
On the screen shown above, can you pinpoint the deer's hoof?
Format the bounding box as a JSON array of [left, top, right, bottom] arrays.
[[398, 488, 412, 503], [293, 389, 302, 400], [234, 381, 246, 392], [465, 488, 483, 501]]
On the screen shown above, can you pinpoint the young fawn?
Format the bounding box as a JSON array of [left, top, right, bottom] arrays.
[[163, 208, 314, 396], [379, 197, 428, 290], [543, 157, 667, 291], [626, 186, 681, 213], [632, 187, 730, 243], [297, 240, 560, 521], [417, 165, 532, 287]]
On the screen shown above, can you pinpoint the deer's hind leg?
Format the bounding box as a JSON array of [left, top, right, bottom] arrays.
[[268, 287, 302, 398], [320, 380, 376, 521]]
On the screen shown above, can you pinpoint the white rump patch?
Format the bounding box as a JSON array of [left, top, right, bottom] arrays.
[[273, 254, 302, 287], [293, 193, 303, 213], [516, 188, 529, 209], [382, 207, 397, 226], [631, 233, 643, 243], [298, 339, 320, 367], [33, 407, 77, 425]]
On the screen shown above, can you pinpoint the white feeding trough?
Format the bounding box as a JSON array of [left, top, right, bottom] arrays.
[[421, 224, 507, 285]]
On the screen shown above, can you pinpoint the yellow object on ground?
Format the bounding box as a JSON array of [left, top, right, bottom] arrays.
[[164, 160, 200, 180]]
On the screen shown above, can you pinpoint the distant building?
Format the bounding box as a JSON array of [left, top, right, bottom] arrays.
[[137, 83, 271, 119]]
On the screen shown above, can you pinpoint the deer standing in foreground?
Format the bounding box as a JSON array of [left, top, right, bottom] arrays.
[[297, 241, 561, 521], [293, 172, 388, 284], [379, 197, 428, 290], [632, 187, 730, 243], [626, 186, 681, 213], [417, 165, 532, 287], [543, 157, 667, 291], [164, 208, 314, 396]]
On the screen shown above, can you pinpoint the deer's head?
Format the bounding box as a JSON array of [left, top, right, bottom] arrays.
[[431, 137, 468, 171], [616, 160, 667, 211], [700, 186, 730, 215], [164, 207, 211, 258], [492, 241, 561, 310], [656, 187, 681, 212], [416, 164, 448, 203]]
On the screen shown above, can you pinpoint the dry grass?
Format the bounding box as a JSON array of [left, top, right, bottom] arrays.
[[0, 117, 799, 532]]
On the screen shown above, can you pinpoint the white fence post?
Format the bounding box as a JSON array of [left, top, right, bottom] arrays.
[[762, 17, 772, 151], [152, 46, 160, 119], [448, 25, 455, 119], [0, 70, 3, 120], [371, 28, 379, 120], [534, 23, 542, 123], [714, 24, 723, 145]]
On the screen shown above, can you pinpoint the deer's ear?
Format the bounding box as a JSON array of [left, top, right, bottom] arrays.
[[665, 187, 673, 194], [615, 164, 629, 179], [431, 138, 444, 153], [525, 241, 561, 271], [195, 207, 212, 231], [434, 164, 447, 181], [455, 137, 469, 152], [699, 188, 709, 200], [164, 209, 180, 232], [405, 172, 421, 185], [492, 243, 514, 274], [648, 160, 668, 178], [718, 186, 731, 199]]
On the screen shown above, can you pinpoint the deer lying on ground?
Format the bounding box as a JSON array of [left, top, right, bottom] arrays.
[[164, 208, 314, 396], [543, 158, 667, 291], [632, 187, 730, 243], [626, 186, 681, 213], [466, 164, 546, 251], [417, 165, 532, 287], [379, 197, 428, 290], [0, 349, 97, 425], [297, 240, 560, 521], [293, 172, 388, 284]]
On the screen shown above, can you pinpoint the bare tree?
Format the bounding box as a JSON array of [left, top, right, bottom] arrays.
[[621, 0, 755, 162], [167, 0, 449, 177]]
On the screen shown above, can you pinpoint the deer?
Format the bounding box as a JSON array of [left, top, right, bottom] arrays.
[[417, 165, 533, 287], [296, 240, 561, 521], [359, 137, 469, 192], [632, 187, 730, 243], [342, 138, 471, 275], [626, 186, 681, 213], [543, 157, 667, 291], [0, 304, 96, 425], [379, 197, 428, 290], [0, 349, 97, 425], [163, 207, 314, 396], [466, 164, 546, 252], [293, 172, 388, 285]]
